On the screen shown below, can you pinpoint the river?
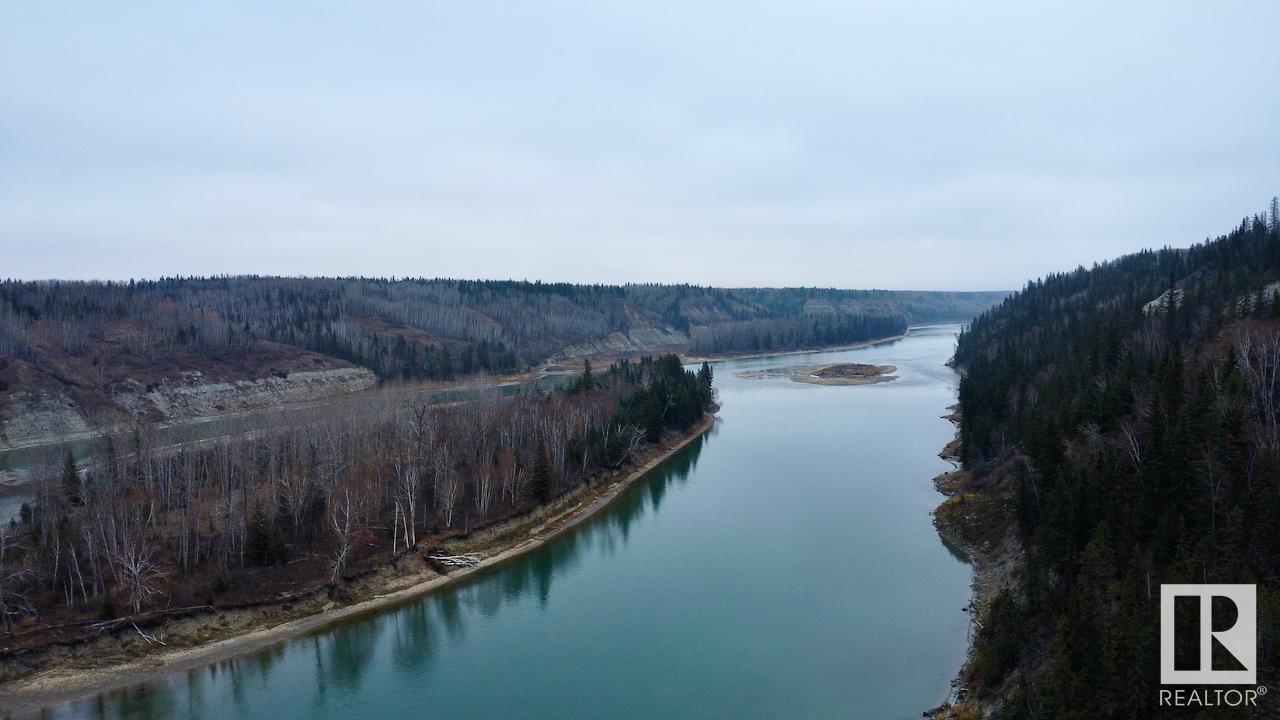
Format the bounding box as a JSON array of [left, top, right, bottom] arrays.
[[38, 324, 971, 719]]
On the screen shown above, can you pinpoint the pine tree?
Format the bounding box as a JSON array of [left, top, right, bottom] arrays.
[[246, 508, 287, 566], [60, 451, 81, 504], [530, 443, 552, 503], [440, 346, 454, 380], [950, 209, 1280, 717], [697, 361, 714, 404]]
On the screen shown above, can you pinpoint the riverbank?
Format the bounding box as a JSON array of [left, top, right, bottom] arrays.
[[926, 405, 1023, 720], [1, 330, 906, 462], [0, 410, 718, 717]]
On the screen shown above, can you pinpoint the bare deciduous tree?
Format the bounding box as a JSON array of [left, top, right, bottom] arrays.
[[1235, 329, 1280, 452], [0, 529, 35, 634], [113, 534, 165, 614], [328, 486, 356, 588]]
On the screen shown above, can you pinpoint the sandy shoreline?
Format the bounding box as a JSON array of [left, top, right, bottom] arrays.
[[0, 412, 718, 717]]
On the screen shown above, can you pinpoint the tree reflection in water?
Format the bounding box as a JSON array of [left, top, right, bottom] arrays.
[[68, 429, 710, 720]]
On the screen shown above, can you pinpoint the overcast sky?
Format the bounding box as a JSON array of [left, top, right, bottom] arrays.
[[2, 2, 1278, 290]]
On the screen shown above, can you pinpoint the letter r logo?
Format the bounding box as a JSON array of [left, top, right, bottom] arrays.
[[1160, 584, 1256, 685]]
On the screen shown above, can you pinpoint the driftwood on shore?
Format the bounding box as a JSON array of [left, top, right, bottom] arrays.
[[427, 553, 488, 568], [130, 622, 165, 646], [0, 413, 719, 714], [3, 604, 218, 641]]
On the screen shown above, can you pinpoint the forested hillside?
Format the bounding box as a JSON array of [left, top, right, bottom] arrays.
[[0, 355, 714, 640], [951, 201, 1280, 718], [0, 279, 1000, 377], [689, 313, 905, 355], [0, 279, 1001, 447]]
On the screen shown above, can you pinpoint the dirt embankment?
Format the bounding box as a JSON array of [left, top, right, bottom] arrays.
[[0, 411, 718, 717], [925, 405, 1024, 720], [551, 314, 690, 363], [0, 367, 378, 452]]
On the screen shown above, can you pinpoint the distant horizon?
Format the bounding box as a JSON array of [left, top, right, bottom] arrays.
[[7, 211, 1269, 292], [0, 273, 1016, 294], [2, 205, 1271, 291]]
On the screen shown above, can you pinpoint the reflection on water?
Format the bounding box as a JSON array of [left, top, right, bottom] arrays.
[[41, 325, 970, 720], [61, 433, 710, 720]]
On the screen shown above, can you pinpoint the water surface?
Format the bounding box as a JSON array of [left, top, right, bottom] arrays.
[[45, 325, 970, 719]]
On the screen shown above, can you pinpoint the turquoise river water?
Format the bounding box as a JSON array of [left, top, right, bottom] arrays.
[[38, 324, 971, 719]]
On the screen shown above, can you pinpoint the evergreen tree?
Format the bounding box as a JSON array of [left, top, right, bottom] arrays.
[[60, 451, 81, 505], [530, 443, 552, 503], [952, 209, 1280, 718], [246, 508, 287, 566], [697, 361, 714, 404]]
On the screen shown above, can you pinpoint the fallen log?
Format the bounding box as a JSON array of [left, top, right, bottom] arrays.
[[426, 552, 488, 568]]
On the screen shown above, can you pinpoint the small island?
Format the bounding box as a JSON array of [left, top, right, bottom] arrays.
[[806, 363, 898, 384], [736, 362, 898, 385]]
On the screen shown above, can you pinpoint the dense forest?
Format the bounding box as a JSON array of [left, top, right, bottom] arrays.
[[0, 279, 1000, 379], [953, 200, 1280, 718], [689, 313, 905, 355], [0, 355, 714, 636], [0, 279, 999, 445]]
